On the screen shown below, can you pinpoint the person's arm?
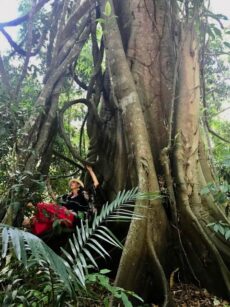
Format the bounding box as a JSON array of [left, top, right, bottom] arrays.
[[86, 165, 99, 188]]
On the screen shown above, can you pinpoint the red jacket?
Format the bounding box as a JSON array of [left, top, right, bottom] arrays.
[[31, 202, 75, 236]]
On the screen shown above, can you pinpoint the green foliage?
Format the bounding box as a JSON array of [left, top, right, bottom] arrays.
[[207, 221, 230, 241], [201, 163, 230, 241], [218, 155, 230, 182], [75, 39, 94, 84], [200, 182, 229, 206], [0, 224, 76, 294], [86, 269, 143, 306], [200, 7, 230, 164], [0, 53, 43, 202], [0, 189, 149, 306], [212, 121, 230, 163], [0, 259, 73, 307], [0, 261, 142, 307]]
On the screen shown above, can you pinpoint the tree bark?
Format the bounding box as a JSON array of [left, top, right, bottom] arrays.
[[173, 24, 230, 297], [95, 0, 230, 304], [101, 1, 171, 304]]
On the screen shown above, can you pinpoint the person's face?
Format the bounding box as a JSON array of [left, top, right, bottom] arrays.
[[70, 181, 80, 190]]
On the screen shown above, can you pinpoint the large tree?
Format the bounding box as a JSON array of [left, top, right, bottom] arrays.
[[0, 0, 230, 305]]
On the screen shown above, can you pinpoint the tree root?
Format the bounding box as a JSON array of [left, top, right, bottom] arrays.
[[180, 199, 230, 297]]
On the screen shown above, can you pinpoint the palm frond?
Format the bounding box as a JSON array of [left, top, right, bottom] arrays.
[[0, 224, 76, 294], [62, 188, 158, 283], [136, 191, 162, 201]]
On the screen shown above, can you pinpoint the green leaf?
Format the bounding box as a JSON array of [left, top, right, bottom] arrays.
[[220, 183, 229, 193], [86, 273, 97, 282], [44, 285, 52, 293], [82, 248, 98, 269], [126, 290, 144, 302], [214, 298, 221, 306], [23, 170, 33, 176], [9, 228, 22, 261], [200, 186, 210, 195], [120, 292, 133, 307], [212, 27, 222, 38], [10, 184, 24, 191], [225, 229, 230, 240], [136, 191, 161, 201], [103, 297, 110, 307], [96, 18, 106, 24], [0, 188, 143, 301], [214, 14, 228, 20], [105, 1, 112, 17], [100, 269, 111, 274], [86, 242, 106, 259], [215, 192, 226, 204], [218, 224, 225, 235], [87, 239, 109, 258], [97, 274, 111, 290], [213, 224, 220, 233], [2, 227, 9, 258], [206, 27, 215, 40], [207, 222, 215, 227], [224, 42, 230, 49]]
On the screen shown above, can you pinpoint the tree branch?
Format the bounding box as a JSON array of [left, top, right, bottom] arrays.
[[1, 27, 47, 58], [86, 31, 104, 100], [205, 124, 230, 144], [71, 70, 89, 91], [19, 25, 91, 155], [15, 1, 36, 100], [58, 99, 92, 165], [52, 0, 69, 59], [48, 169, 81, 180], [60, 0, 93, 41], [60, 98, 89, 113], [46, 1, 62, 67], [0, 0, 51, 30], [1, 29, 27, 56], [209, 106, 230, 118], [44, 15, 90, 83], [79, 113, 88, 156], [52, 149, 84, 170]]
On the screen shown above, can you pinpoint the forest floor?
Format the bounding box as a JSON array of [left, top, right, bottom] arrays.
[[171, 283, 230, 307]]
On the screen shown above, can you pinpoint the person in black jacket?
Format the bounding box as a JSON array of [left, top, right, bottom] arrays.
[[61, 178, 89, 218], [61, 165, 100, 221], [22, 166, 102, 246]]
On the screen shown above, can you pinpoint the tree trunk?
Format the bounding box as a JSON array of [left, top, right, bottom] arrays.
[[94, 0, 230, 304], [101, 1, 171, 303]]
